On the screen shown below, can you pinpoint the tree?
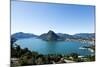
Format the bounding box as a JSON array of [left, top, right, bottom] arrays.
[[70, 53, 79, 61]]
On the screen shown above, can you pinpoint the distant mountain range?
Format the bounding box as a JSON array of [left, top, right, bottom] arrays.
[[11, 32, 37, 39], [11, 30, 95, 44], [11, 32, 37, 44], [73, 33, 95, 39], [39, 31, 95, 41]]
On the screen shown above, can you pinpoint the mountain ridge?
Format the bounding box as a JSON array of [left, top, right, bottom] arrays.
[[11, 31, 95, 44]]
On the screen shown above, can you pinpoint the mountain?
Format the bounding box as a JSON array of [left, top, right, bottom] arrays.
[[39, 31, 95, 41], [39, 30, 60, 41], [11, 32, 38, 39], [57, 33, 74, 40], [11, 32, 38, 44], [73, 33, 95, 39], [11, 31, 95, 44]]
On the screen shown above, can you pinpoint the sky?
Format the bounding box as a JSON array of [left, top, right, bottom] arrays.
[[11, 1, 95, 35]]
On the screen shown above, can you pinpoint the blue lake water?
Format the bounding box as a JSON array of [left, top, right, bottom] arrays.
[[14, 38, 94, 56]]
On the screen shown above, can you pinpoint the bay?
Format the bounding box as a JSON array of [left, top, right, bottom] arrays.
[[14, 38, 94, 56]]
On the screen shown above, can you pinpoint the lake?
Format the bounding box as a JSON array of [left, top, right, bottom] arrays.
[[14, 38, 94, 56]]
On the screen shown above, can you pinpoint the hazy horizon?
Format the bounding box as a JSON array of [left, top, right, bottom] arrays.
[[11, 1, 95, 35]]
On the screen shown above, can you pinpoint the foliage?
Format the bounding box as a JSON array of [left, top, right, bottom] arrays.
[[11, 44, 95, 66]]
